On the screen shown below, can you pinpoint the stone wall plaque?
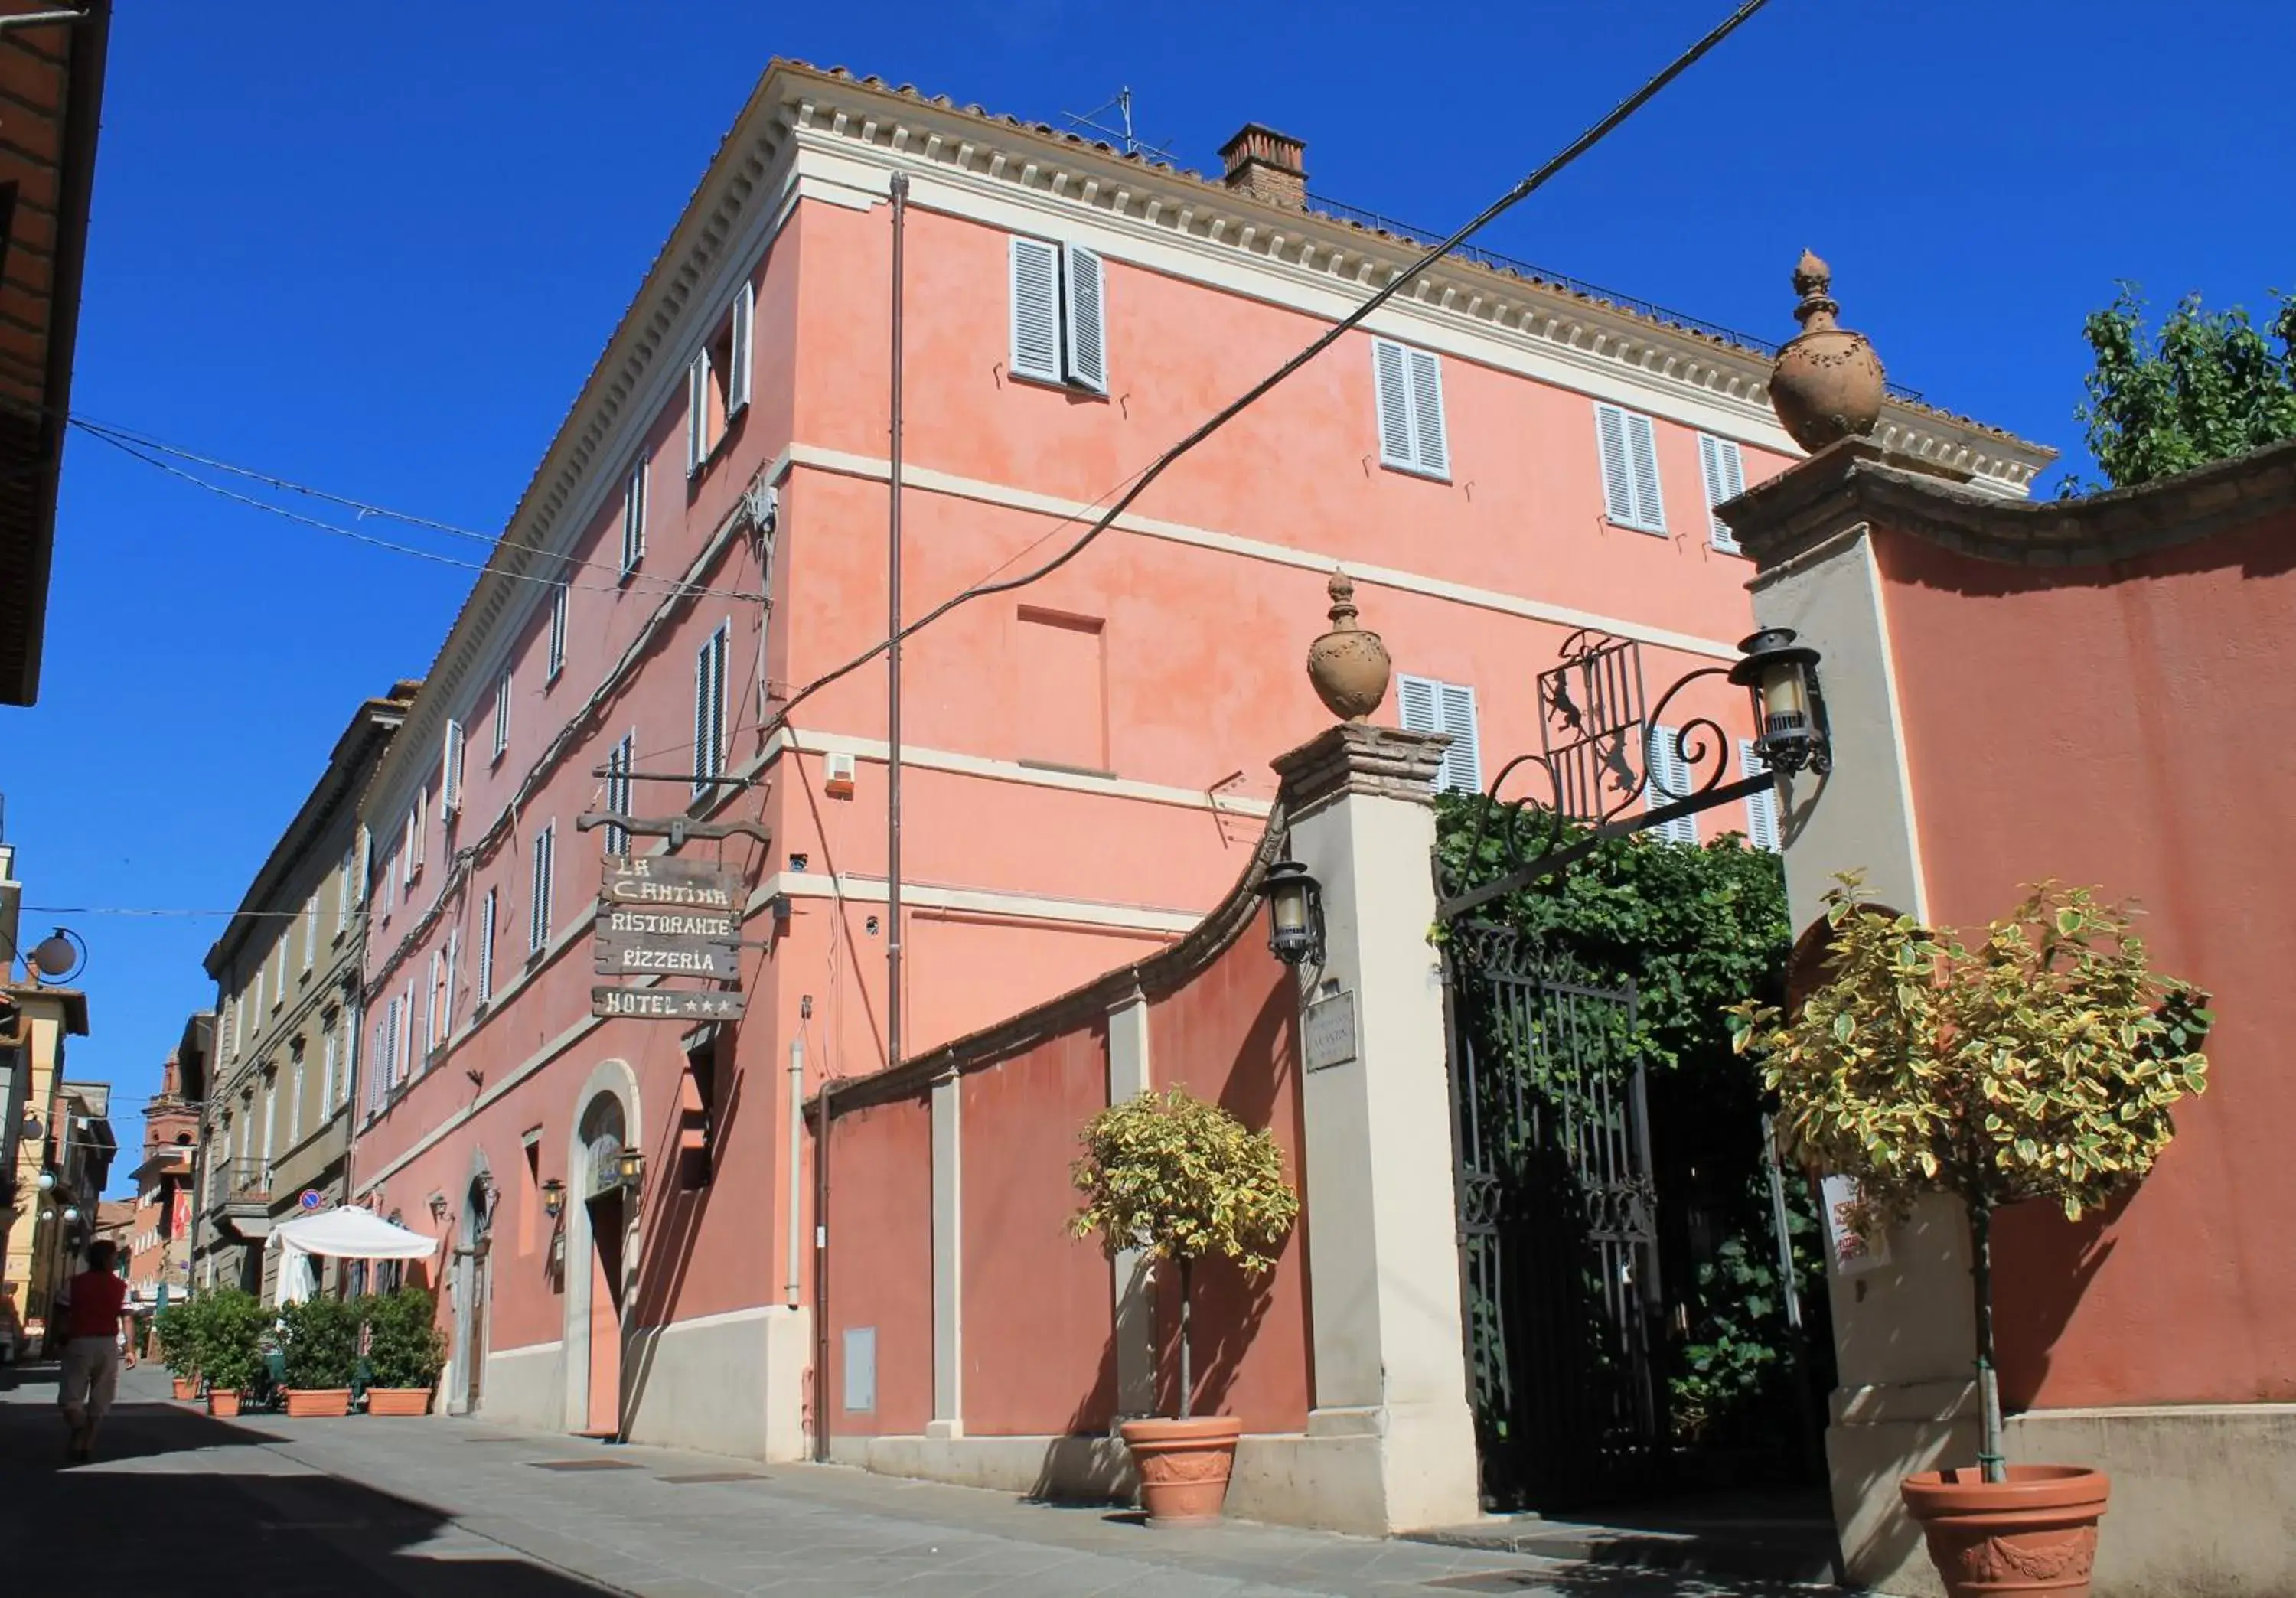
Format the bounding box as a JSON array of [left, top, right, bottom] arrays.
[[1302, 989, 1358, 1071]]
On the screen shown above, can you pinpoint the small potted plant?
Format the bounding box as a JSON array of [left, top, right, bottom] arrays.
[[363, 1286, 448, 1416], [153, 1300, 201, 1401], [1071, 1085, 1300, 1528], [1731, 877, 2210, 1598], [279, 1292, 360, 1417], [199, 1288, 270, 1418]]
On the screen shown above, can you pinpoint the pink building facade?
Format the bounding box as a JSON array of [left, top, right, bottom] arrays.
[[346, 62, 2043, 1463]]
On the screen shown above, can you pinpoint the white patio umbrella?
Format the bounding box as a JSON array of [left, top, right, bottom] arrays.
[[266, 1208, 440, 1306]]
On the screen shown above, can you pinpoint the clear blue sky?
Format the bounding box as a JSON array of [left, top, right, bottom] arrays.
[[7, 1, 2291, 1194]]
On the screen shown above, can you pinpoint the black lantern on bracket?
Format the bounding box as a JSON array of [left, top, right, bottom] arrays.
[[1257, 859, 1325, 968], [612, 1147, 647, 1191], [540, 1178, 567, 1221], [1729, 628, 1831, 777]]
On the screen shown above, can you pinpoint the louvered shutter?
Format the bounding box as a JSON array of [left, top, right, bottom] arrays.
[[1062, 244, 1107, 393], [1596, 404, 1634, 523], [1397, 672, 1439, 735], [479, 889, 497, 1003], [400, 983, 415, 1084], [1437, 680, 1481, 794], [1009, 236, 1062, 383], [1626, 411, 1664, 533], [442, 719, 465, 815], [402, 807, 418, 885], [549, 582, 569, 680], [1645, 725, 1699, 844], [356, 826, 371, 907], [443, 923, 458, 1037], [607, 732, 634, 856], [1701, 435, 1746, 551], [1740, 739, 1779, 851], [1405, 347, 1450, 478], [729, 281, 755, 415], [1373, 340, 1414, 469], [622, 458, 647, 573], [530, 827, 553, 953], [425, 953, 441, 1052], [494, 671, 511, 759], [686, 351, 709, 476]]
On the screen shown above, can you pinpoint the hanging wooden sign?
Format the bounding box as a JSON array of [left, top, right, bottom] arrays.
[[592, 987, 748, 1022], [592, 935, 742, 980], [598, 856, 742, 911]]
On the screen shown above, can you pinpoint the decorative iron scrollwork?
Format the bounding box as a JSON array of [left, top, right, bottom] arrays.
[[1439, 632, 1738, 905]]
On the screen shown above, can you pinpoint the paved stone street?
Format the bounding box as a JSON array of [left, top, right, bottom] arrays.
[[1, 1362, 1847, 1596]]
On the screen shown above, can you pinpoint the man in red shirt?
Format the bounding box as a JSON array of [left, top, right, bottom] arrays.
[[55, 1240, 134, 1462]]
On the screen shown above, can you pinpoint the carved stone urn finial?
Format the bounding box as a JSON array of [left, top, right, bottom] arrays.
[[1768, 249, 1887, 452], [1305, 571, 1391, 723]]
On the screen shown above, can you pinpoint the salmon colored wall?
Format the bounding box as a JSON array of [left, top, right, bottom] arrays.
[[824, 1091, 934, 1437], [1874, 507, 2296, 1409], [958, 1027, 1117, 1436], [1146, 932, 1313, 1430]]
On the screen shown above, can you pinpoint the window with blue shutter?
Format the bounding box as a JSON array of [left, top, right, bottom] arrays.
[[1700, 434, 1748, 553], [1009, 236, 1110, 393], [1397, 671, 1482, 794], [1597, 403, 1668, 533], [1372, 338, 1450, 479], [621, 455, 648, 576], [1739, 739, 1779, 851], [1644, 724, 1700, 843]]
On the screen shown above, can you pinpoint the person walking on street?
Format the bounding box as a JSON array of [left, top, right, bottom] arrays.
[[55, 1240, 134, 1462]]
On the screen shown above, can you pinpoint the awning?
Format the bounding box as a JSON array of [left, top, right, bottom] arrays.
[[266, 1207, 439, 1305]]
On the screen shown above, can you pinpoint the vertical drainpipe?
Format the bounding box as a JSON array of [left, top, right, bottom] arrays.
[[885, 170, 908, 1081]]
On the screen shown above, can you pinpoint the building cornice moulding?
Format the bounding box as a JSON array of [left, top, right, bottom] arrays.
[[772, 65, 2050, 494]]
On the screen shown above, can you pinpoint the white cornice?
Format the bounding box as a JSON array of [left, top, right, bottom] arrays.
[[775, 67, 2050, 494]]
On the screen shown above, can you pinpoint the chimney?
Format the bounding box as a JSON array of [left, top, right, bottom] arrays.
[[1219, 123, 1307, 210]]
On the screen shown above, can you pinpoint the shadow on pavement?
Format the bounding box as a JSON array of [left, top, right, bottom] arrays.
[[0, 1389, 618, 1595]]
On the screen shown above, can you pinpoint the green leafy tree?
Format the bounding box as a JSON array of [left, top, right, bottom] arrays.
[[2075, 285, 2296, 490], [279, 1293, 362, 1389], [1071, 1087, 1299, 1420], [362, 1287, 448, 1389], [1729, 876, 2211, 1484]]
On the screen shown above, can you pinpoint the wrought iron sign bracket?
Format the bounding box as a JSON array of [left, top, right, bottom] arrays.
[[577, 812, 773, 850]]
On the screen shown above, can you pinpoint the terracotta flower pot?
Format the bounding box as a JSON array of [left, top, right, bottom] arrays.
[[1118, 1415, 1244, 1528], [283, 1388, 354, 1418], [171, 1375, 197, 1401], [365, 1386, 433, 1417], [207, 1389, 242, 1418], [1901, 1464, 2111, 1597]]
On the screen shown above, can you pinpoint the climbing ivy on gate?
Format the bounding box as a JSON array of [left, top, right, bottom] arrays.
[[1434, 794, 1830, 1465]]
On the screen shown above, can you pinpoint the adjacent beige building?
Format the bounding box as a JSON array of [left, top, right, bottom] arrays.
[[194, 684, 413, 1296]]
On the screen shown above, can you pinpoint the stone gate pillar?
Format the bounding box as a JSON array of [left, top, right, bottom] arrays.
[[1261, 722, 1481, 1534]]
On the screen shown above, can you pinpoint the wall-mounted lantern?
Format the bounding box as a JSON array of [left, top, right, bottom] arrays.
[[612, 1148, 646, 1191], [1729, 628, 1831, 777], [1258, 859, 1325, 968], [540, 1178, 567, 1221], [427, 1192, 449, 1223]]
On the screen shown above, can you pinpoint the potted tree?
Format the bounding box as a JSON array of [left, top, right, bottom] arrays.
[[279, 1292, 360, 1417], [153, 1300, 201, 1401], [200, 1288, 270, 1418], [363, 1285, 448, 1415], [1071, 1085, 1300, 1527], [1730, 877, 2210, 1598]]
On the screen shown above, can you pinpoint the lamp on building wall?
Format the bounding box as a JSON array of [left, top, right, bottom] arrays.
[[540, 1178, 566, 1221], [34, 1169, 55, 1192], [612, 1147, 645, 1191], [1729, 628, 1831, 777], [1257, 859, 1325, 968]]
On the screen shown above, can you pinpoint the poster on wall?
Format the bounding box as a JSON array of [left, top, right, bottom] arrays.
[[1821, 1173, 1892, 1274]]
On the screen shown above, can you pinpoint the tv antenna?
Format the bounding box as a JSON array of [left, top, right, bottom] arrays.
[[1062, 86, 1177, 163]]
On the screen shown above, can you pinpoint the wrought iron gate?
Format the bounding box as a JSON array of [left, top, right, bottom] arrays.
[[1444, 918, 1663, 1508]]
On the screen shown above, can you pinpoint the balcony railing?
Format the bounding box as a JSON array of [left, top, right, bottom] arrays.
[[1303, 191, 1926, 406], [206, 1159, 269, 1210]]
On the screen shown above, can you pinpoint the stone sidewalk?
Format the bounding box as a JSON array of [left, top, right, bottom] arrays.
[[4, 1361, 1848, 1597]]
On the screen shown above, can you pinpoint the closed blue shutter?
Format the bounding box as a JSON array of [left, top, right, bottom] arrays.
[[1701, 434, 1746, 551], [1740, 739, 1779, 851], [729, 281, 755, 415], [1062, 244, 1107, 393], [1009, 237, 1062, 383], [1373, 340, 1414, 469], [1407, 346, 1449, 478], [1645, 725, 1699, 844]]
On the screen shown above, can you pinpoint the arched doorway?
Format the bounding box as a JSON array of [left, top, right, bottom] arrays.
[[452, 1164, 496, 1414], [567, 1087, 631, 1438]]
